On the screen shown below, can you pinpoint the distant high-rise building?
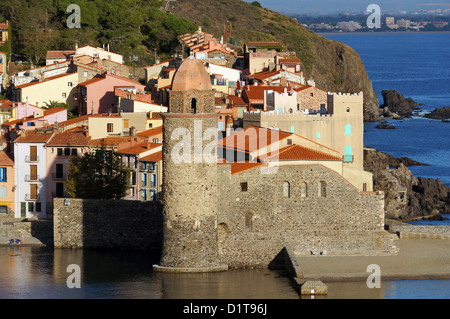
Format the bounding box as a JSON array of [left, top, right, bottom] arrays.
[[386, 17, 395, 26], [398, 19, 410, 29]]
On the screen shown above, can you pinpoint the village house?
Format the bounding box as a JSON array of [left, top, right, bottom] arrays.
[[114, 87, 167, 114], [0, 22, 9, 46], [45, 50, 75, 66], [14, 72, 79, 110], [44, 127, 90, 214], [73, 45, 124, 64], [137, 126, 163, 143], [77, 73, 145, 115], [14, 129, 54, 218], [116, 142, 162, 201]]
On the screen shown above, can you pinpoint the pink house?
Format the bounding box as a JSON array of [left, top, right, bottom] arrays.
[[77, 73, 145, 115], [2, 107, 67, 132]]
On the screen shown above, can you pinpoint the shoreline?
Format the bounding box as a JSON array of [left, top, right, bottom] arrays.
[[318, 31, 450, 35], [296, 238, 450, 282]]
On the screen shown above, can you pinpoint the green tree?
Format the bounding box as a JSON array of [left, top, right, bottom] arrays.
[[43, 100, 76, 119], [66, 148, 131, 200]]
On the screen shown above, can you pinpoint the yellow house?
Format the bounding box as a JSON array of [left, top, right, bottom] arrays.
[[15, 72, 79, 110], [87, 114, 124, 140]]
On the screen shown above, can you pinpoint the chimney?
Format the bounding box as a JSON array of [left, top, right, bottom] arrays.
[[130, 126, 136, 136]]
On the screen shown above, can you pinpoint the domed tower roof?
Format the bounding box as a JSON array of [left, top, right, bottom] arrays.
[[171, 56, 212, 91]]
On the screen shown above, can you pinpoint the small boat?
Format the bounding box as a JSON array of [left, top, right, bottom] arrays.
[[9, 236, 24, 245], [442, 119, 450, 123]]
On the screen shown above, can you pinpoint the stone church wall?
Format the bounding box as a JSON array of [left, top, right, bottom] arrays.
[[217, 164, 397, 268]]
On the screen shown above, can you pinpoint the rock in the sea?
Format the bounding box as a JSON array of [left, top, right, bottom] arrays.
[[424, 107, 450, 120], [375, 123, 396, 129], [380, 89, 421, 118]]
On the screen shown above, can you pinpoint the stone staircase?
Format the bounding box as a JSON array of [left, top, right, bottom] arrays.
[[0, 217, 49, 246]]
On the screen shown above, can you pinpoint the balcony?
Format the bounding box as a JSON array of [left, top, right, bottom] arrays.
[[52, 192, 70, 198], [25, 194, 40, 201], [24, 175, 40, 182], [52, 173, 66, 180], [25, 156, 39, 163]]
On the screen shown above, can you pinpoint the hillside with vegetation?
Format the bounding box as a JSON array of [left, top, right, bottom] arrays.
[[0, 0, 381, 120]]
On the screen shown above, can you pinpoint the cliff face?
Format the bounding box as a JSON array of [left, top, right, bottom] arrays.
[[171, 0, 381, 121]]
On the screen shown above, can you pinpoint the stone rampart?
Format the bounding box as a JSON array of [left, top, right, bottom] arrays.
[[53, 198, 163, 249]]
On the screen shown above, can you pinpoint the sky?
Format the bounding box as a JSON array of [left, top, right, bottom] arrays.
[[243, 0, 450, 15]]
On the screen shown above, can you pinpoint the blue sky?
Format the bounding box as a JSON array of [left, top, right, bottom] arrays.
[[243, 0, 450, 15]]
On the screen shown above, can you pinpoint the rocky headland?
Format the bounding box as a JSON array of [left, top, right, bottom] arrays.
[[380, 89, 422, 119], [364, 148, 450, 220]]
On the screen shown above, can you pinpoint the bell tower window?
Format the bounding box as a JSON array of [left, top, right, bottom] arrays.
[[191, 98, 197, 114]]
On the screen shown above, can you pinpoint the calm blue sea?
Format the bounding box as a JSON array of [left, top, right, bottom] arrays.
[[323, 32, 450, 225]]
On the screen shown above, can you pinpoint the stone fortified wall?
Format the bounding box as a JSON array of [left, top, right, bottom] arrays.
[[53, 198, 163, 249]]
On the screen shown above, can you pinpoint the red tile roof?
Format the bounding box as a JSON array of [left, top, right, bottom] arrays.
[[279, 58, 301, 64], [248, 70, 282, 81], [14, 130, 54, 143], [140, 150, 162, 162], [243, 85, 293, 101], [89, 136, 145, 148], [15, 72, 77, 89], [0, 151, 14, 166], [219, 126, 292, 153], [137, 126, 163, 138], [46, 50, 75, 60], [46, 129, 90, 147], [261, 144, 342, 162], [117, 142, 161, 155]]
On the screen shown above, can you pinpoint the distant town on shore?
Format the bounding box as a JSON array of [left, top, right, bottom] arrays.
[[293, 11, 450, 33]]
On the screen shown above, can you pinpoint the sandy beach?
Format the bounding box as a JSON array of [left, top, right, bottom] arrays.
[[296, 238, 450, 282]]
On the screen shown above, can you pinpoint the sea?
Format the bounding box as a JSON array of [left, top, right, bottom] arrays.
[[1, 33, 449, 303]]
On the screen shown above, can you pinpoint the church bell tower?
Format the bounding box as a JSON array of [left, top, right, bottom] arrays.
[[153, 56, 228, 272]]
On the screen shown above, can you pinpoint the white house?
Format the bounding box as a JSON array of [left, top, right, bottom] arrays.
[[14, 130, 54, 218]]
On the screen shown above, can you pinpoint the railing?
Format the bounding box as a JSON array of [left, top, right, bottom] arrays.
[[52, 173, 66, 180], [24, 175, 40, 182], [25, 194, 40, 201], [25, 156, 39, 163], [52, 192, 70, 198]]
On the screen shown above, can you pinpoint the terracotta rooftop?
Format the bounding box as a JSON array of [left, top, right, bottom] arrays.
[[0, 23, 9, 29], [248, 70, 282, 81], [46, 50, 75, 60], [219, 126, 292, 154], [89, 136, 145, 148], [245, 42, 283, 47], [46, 128, 90, 147], [14, 130, 54, 143], [140, 150, 163, 162], [15, 72, 77, 89], [260, 144, 342, 162], [0, 151, 14, 166], [217, 160, 265, 175], [117, 142, 161, 155], [243, 85, 293, 101], [137, 126, 163, 138]]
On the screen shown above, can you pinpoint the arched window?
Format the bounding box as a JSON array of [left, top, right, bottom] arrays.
[[0, 186, 6, 198], [191, 98, 197, 114], [318, 181, 327, 197], [301, 182, 308, 198], [345, 145, 352, 162], [283, 181, 290, 198], [345, 124, 352, 135]]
